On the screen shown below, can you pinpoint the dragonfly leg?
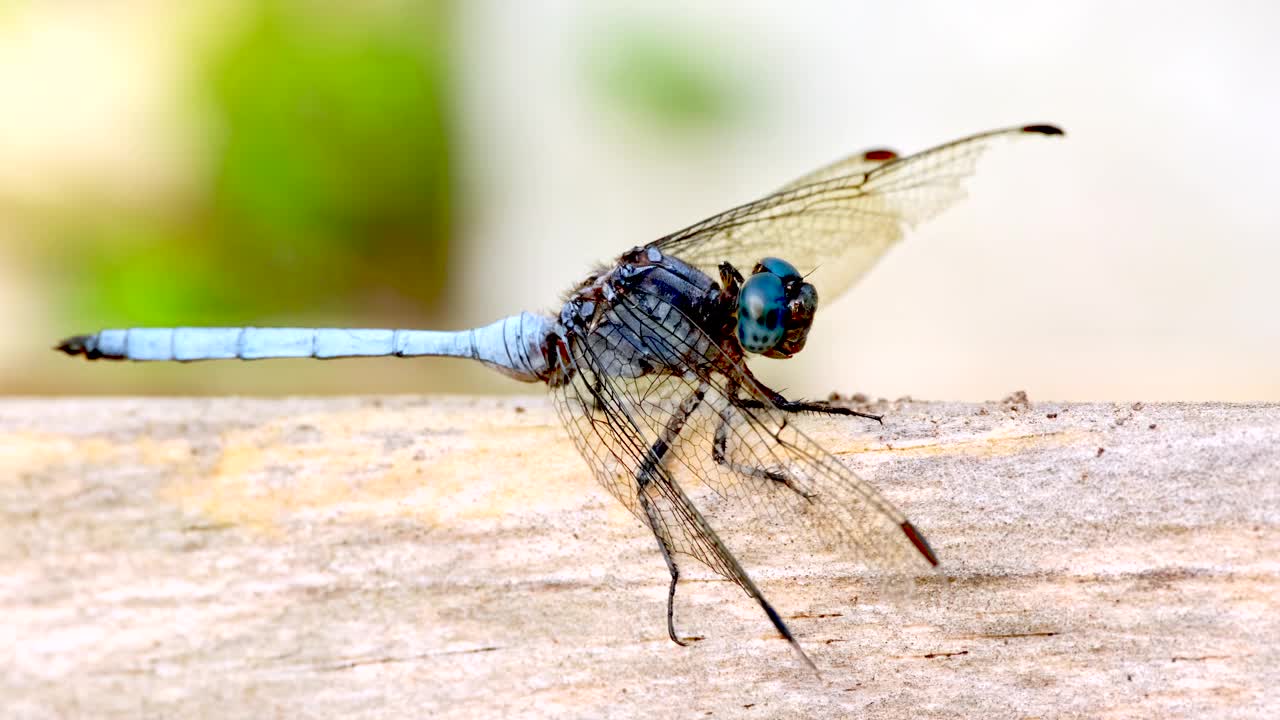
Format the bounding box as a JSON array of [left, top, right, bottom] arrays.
[[635, 383, 708, 647], [729, 367, 883, 423], [713, 409, 815, 502], [773, 397, 882, 423], [640, 494, 688, 646]]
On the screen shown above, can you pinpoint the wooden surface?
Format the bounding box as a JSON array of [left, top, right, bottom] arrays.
[[3, 395, 1278, 719]]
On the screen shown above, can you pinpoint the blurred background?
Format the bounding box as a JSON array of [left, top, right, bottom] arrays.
[[1, 0, 1276, 401]]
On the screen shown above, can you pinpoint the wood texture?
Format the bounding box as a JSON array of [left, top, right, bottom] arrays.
[[3, 396, 1277, 718]]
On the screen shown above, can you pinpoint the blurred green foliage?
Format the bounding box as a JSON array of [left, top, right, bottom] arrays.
[[56, 0, 454, 327], [44, 3, 751, 332], [583, 20, 750, 134]]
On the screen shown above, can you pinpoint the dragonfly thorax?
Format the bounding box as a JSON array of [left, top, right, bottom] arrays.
[[735, 257, 817, 359]]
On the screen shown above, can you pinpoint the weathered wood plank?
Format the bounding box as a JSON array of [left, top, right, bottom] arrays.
[[2, 396, 1277, 718]]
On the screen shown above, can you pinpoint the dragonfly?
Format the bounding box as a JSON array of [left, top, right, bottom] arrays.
[[57, 123, 1063, 670]]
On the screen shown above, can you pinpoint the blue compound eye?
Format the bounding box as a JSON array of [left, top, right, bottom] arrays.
[[737, 271, 787, 354], [755, 257, 800, 282]]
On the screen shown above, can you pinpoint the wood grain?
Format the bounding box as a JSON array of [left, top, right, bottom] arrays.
[[3, 396, 1277, 718]]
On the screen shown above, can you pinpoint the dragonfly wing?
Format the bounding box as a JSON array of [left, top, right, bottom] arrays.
[[549, 321, 758, 587], [774, 146, 900, 192], [548, 284, 938, 587], [651, 124, 1063, 304]]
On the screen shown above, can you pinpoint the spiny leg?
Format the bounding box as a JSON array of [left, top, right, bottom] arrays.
[[728, 363, 883, 423], [635, 383, 707, 646], [766, 397, 882, 423], [736, 393, 883, 422], [640, 492, 686, 646]]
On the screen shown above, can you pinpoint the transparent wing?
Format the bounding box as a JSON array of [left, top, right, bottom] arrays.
[[774, 146, 899, 192], [548, 286, 938, 591], [651, 124, 1063, 303]]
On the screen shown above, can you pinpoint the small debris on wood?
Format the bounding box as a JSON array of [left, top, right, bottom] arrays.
[[922, 650, 971, 659], [1001, 390, 1031, 412]]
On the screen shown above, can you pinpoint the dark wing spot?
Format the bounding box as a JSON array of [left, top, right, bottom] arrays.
[[1022, 124, 1064, 136], [900, 521, 940, 566], [863, 148, 898, 161]]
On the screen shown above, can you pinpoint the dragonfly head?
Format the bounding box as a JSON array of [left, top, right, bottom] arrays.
[[736, 257, 818, 359]]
